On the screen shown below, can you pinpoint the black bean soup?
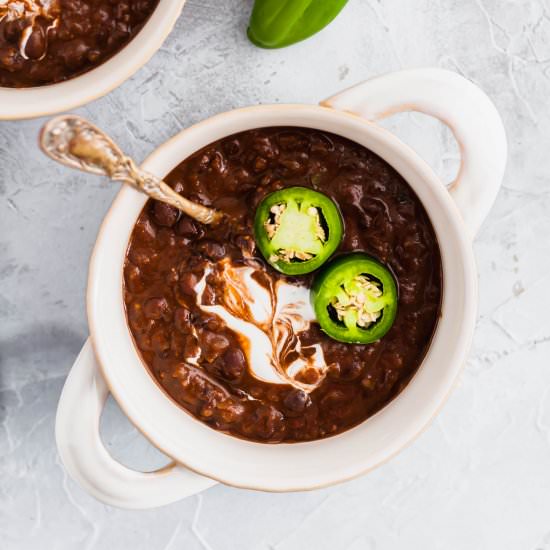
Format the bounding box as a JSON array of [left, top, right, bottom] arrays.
[[0, 0, 159, 88], [124, 127, 442, 443]]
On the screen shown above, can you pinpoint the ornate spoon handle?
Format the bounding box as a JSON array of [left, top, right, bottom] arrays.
[[39, 115, 223, 225]]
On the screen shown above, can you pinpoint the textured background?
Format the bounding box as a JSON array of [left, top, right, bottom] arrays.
[[1, 0, 549, 548]]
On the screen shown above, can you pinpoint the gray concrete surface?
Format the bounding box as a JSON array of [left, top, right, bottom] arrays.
[[1, 1, 550, 548]]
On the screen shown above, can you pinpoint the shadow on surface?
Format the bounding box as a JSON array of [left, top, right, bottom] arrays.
[[0, 323, 85, 422]]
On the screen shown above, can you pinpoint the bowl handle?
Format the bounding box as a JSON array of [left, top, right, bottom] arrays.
[[321, 68, 507, 236], [55, 338, 216, 509]]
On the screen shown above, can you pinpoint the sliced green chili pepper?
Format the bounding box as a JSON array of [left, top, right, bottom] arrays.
[[311, 253, 398, 344], [254, 186, 343, 275], [247, 0, 349, 49]]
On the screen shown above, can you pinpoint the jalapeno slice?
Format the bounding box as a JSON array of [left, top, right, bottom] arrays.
[[311, 253, 398, 344], [254, 186, 344, 275]]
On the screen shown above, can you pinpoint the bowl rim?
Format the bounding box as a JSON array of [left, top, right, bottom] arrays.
[[87, 103, 477, 491], [0, 0, 187, 120]]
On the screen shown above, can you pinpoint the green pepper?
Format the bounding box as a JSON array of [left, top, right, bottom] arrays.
[[247, 0, 349, 49], [311, 253, 398, 344], [254, 186, 343, 275]]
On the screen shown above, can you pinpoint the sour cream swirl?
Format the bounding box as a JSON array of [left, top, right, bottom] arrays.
[[191, 259, 327, 392]]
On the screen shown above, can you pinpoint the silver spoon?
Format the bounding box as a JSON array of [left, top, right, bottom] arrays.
[[39, 115, 223, 225]]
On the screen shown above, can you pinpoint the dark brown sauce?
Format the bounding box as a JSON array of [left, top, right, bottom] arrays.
[[0, 0, 159, 88], [123, 127, 442, 443]]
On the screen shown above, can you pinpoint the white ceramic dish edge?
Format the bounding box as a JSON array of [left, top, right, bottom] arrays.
[[55, 69, 507, 508]]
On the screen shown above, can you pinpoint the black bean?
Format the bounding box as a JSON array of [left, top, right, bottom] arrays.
[[197, 239, 226, 261], [133, 217, 157, 243], [200, 331, 230, 363], [3, 20, 25, 43], [179, 272, 199, 296], [283, 390, 311, 414], [210, 152, 227, 175], [176, 216, 202, 239], [23, 26, 46, 60], [252, 135, 279, 159], [222, 138, 242, 158], [221, 348, 246, 381], [57, 38, 90, 69], [152, 202, 180, 227]]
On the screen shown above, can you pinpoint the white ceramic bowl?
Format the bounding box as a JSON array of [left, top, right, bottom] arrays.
[[56, 69, 507, 509], [0, 0, 186, 120]]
